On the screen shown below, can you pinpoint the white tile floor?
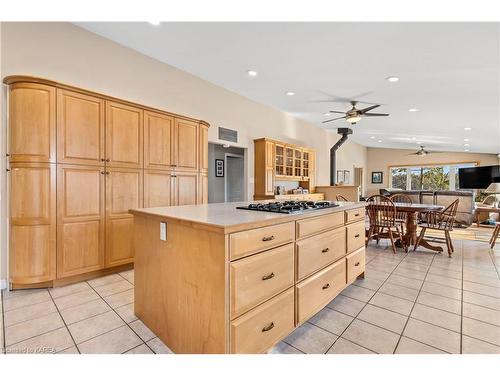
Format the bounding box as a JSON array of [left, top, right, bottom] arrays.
[[1, 237, 499, 354]]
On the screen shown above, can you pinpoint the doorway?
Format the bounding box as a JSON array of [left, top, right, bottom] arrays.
[[225, 153, 245, 202]]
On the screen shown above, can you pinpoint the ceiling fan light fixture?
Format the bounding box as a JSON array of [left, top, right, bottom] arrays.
[[346, 115, 361, 123]]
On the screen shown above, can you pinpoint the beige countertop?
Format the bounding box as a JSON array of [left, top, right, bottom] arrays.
[[130, 201, 367, 234]]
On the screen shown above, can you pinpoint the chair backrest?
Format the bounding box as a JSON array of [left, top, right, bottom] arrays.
[[366, 195, 397, 227], [390, 193, 412, 221], [336, 194, 348, 202], [427, 198, 459, 230]]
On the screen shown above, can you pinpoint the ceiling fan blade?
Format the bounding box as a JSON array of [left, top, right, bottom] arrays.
[[328, 110, 348, 114], [358, 104, 380, 114], [322, 116, 347, 124], [312, 90, 378, 105], [363, 112, 389, 117]]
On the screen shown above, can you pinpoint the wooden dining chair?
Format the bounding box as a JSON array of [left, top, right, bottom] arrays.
[[336, 194, 348, 202], [490, 223, 500, 249], [390, 194, 412, 234], [414, 199, 459, 257], [366, 195, 406, 253]]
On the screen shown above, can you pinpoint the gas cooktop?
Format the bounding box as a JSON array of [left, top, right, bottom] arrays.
[[236, 200, 339, 214]]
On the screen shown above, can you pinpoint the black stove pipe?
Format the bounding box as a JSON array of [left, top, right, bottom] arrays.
[[330, 128, 353, 185]]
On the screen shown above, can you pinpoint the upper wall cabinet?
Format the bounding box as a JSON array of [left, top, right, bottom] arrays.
[[106, 101, 144, 168], [9, 83, 56, 163], [57, 89, 105, 166], [144, 111, 174, 170], [174, 118, 198, 171], [199, 123, 209, 173]]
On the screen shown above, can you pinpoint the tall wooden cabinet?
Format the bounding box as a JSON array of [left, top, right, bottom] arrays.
[[5, 76, 210, 288]]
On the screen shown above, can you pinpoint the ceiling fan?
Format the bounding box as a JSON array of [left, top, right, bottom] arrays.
[[322, 101, 389, 125], [408, 146, 441, 156]]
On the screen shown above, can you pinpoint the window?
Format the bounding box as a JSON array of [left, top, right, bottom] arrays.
[[390, 163, 476, 191]]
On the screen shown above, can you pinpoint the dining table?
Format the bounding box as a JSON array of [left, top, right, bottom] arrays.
[[369, 202, 445, 253]]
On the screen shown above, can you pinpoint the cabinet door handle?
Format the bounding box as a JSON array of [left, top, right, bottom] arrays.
[[354, 234, 360, 238], [262, 322, 275, 332], [6, 168, 10, 172], [106, 158, 110, 162], [106, 171, 110, 175], [354, 213, 360, 217], [100, 171, 105, 174], [322, 283, 330, 290], [262, 235, 275, 242], [262, 272, 275, 281], [321, 248, 330, 253], [100, 158, 106, 162], [6, 153, 10, 157], [355, 262, 360, 266]]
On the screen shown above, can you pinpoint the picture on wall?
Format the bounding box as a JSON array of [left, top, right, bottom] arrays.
[[343, 170, 350, 184], [372, 171, 383, 184], [215, 159, 224, 177]]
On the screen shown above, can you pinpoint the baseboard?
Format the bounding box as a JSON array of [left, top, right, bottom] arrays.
[[0, 278, 7, 290]]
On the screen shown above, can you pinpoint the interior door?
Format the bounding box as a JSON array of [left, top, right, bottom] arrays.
[[225, 156, 245, 202], [174, 172, 198, 206], [144, 169, 174, 208], [57, 90, 104, 166], [106, 101, 143, 168], [106, 167, 143, 267], [9, 162, 56, 284], [174, 118, 198, 171], [57, 164, 105, 277], [144, 111, 174, 170]]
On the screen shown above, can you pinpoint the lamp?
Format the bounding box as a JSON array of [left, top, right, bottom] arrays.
[[484, 183, 500, 208]]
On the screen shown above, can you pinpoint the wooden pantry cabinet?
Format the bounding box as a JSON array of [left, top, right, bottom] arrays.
[[5, 76, 209, 288]]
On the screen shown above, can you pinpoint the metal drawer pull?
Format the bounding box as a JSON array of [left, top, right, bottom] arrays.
[[262, 235, 275, 242], [355, 262, 360, 266], [262, 272, 275, 281], [354, 213, 360, 217], [322, 283, 330, 290], [321, 248, 330, 253], [262, 322, 275, 332], [354, 234, 360, 238]]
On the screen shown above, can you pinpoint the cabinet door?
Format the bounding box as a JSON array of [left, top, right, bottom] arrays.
[[174, 172, 198, 206], [144, 169, 174, 208], [199, 124, 209, 173], [265, 141, 274, 169], [174, 118, 198, 171], [144, 111, 174, 170], [198, 172, 208, 204], [57, 164, 105, 278], [57, 89, 104, 166], [105, 168, 143, 267], [9, 83, 56, 163], [9, 163, 56, 284], [106, 101, 143, 168]]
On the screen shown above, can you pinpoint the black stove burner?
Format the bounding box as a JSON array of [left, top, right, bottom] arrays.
[[237, 200, 339, 214]]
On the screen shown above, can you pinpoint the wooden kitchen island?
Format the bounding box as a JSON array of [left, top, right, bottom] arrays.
[[129, 201, 367, 354]]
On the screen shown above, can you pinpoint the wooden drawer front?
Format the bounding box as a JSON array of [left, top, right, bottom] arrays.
[[230, 222, 294, 260], [345, 207, 365, 224], [230, 244, 294, 318], [230, 288, 294, 354], [346, 247, 365, 284], [347, 220, 366, 253], [296, 212, 344, 239], [296, 227, 346, 281], [296, 259, 347, 324]]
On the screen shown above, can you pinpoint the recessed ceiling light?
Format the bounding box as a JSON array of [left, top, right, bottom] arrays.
[[324, 112, 331, 116], [464, 144, 470, 147], [370, 136, 376, 139], [285, 91, 295, 96], [148, 21, 161, 26], [386, 76, 399, 82], [464, 127, 472, 131], [247, 70, 258, 77], [377, 140, 382, 143], [408, 108, 418, 112], [463, 138, 470, 142]]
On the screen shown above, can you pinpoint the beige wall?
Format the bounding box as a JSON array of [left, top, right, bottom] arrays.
[[365, 147, 499, 196], [0, 22, 368, 281]]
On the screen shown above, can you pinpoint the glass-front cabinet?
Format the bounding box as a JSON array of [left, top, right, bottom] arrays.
[[302, 150, 310, 179], [275, 144, 284, 176], [294, 149, 302, 177], [285, 147, 294, 176]]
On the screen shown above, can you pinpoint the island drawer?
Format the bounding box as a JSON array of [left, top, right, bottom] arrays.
[[230, 243, 294, 319], [347, 220, 366, 253], [296, 212, 344, 239], [230, 288, 294, 354], [345, 207, 365, 224], [295, 258, 346, 324], [346, 247, 365, 284], [230, 222, 295, 260], [296, 226, 346, 281]]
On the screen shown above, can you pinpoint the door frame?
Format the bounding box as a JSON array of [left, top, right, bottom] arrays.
[[224, 152, 244, 203]]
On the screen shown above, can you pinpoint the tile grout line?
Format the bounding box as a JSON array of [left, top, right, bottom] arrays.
[[392, 246, 437, 354], [323, 241, 413, 354]]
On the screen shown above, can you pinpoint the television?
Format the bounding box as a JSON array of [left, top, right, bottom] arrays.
[[458, 165, 500, 189]]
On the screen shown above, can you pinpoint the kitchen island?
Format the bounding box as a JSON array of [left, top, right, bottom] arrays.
[[129, 201, 367, 354]]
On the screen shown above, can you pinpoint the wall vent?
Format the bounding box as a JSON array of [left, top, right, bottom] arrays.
[[218, 127, 238, 143]]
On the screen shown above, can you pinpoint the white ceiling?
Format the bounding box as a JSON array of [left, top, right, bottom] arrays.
[[77, 22, 500, 154]]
